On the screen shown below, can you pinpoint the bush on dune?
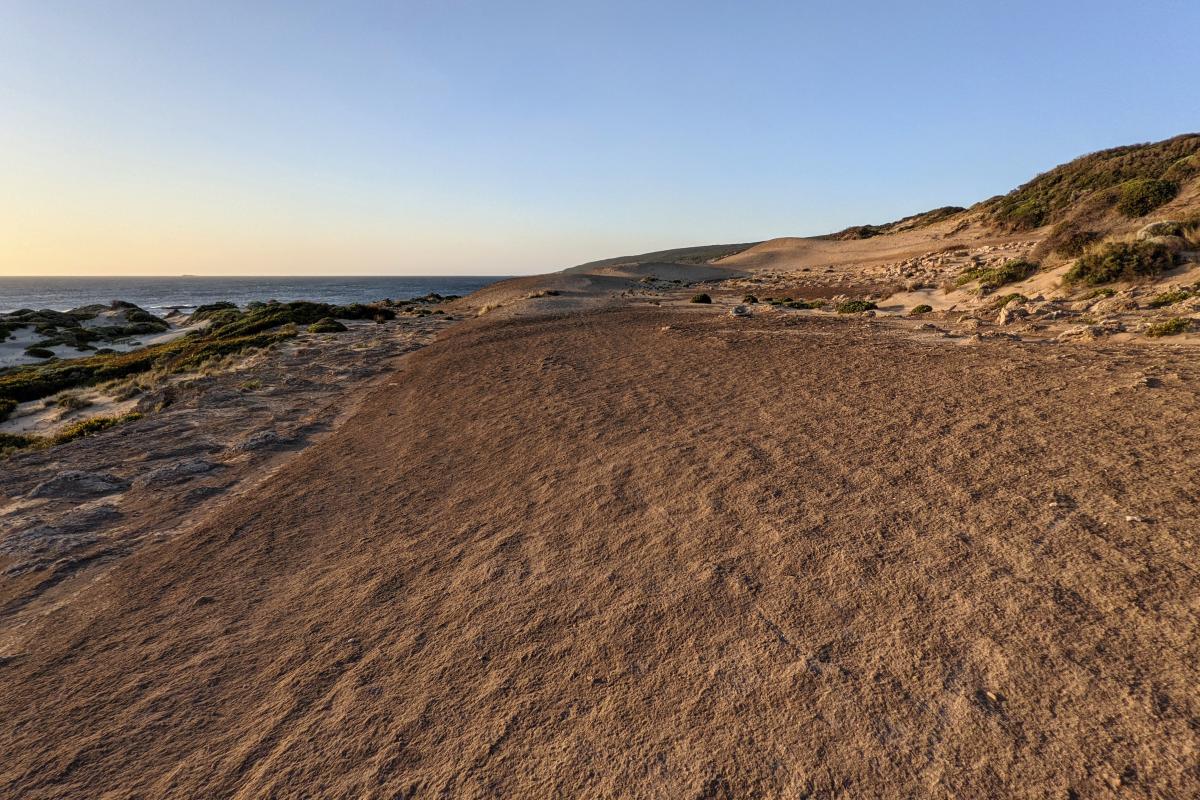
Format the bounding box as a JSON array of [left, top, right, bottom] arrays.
[[835, 299, 877, 314], [954, 260, 1038, 293], [1063, 240, 1177, 286]]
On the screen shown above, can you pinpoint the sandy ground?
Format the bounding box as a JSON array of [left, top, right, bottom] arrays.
[[2, 302, 1199, 798]]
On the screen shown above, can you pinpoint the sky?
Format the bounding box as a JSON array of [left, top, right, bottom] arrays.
[[1, 1, 1198, 277]]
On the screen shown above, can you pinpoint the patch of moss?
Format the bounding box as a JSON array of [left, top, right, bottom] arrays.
[[1064, 240, 1177, 286], [909, 304, 933, 315]]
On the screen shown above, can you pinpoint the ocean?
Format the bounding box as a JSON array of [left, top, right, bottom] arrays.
[[0, 276, 509, 314]]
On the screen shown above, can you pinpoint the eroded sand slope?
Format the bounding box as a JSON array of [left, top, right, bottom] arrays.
[[2, 307, 1198, 798]]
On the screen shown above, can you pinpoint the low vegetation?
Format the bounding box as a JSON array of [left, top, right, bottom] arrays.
[[308, 317, 348, 333], [909, 304, 933, 315], [742, 295, 758, 304], [828, 206, 965, 240], [1043, 222, 1101, 257], [690, 293, 712, 304], [835, 299, 877, 314], [1145, 318, 1191, 337], [1116, 178, 1178, 218], [50, 412, 143, 445], [955, 259, 1038, 293], [985, 134, 1200, 229], [1063, 240, 1177, 285], [992, 293, 1028, 308], [1146, 289, 1194, 308], [1, 412, 144, 454]]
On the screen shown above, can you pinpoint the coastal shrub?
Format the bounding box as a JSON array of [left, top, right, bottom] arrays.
[[909, 304, 933, 315], [0, 398, 16, 422], [835, 299, 877, 314], [784, 299, 825, 310], [1116, 179, 1177, 218], [24, 346, 55, 359], [51, 412, 143, 445], [987, 134, 1200, 228], [1146, 289, 1193, 308], [1064, 240, 1176, 285], [1045, 223, 1100, 257], [993, 293, 1028, 308], [0, 432, 38, 452], [690, 293, 712, 304], [1145, 318, 1190, 337], [308, 317, 348, 333], [1083, 287, 1116, 299], [955, 259, 1038, 293], [55, 392, 93, 411], [742, 295, 758, 304], [0, 329, 294, 406]]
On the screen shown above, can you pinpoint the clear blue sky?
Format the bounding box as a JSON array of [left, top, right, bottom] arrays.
[[2, 0, 1197, 275]]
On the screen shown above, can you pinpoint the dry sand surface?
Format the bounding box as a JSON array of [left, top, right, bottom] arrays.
[[3, 305, 1199, 798]]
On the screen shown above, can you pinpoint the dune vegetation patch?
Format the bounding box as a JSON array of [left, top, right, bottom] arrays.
[[1145, 318, 1191, 337], [986, 134, 1200, 229], [1146, 289, 1194, 308], [835, 299, 877, 314], [954, 259, 1038, 293], [308, 318, 348, 333], [689, 293, 712, 304], [1063, 240, 1177, 286], [909, 304, 933, 315], [1116, 178, 1178, 219]]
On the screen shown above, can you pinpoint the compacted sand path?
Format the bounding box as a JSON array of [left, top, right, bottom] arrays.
[[2, 306, 1199, 798]]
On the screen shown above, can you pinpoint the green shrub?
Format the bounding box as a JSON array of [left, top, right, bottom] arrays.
[[1045, 223, 1100, 257], [1116, 179, 1178, 218], [0, 432, 38, 451], [836, 299, 877, 314], [1146, 289, 1193, 308], [24, 346, 55, 359], [784, 299, 825, 310], [690, 293, 712, 304], [1064, 240, 1177, 285], [1083, 287, 1116, 299], [55, 392, 93, 411], [51, 412, 142, 445], [909, 304, 933, 315], [1145, 318, 1190, 337], [308, 317, 348, 333], [0, 398, 15, 422], [955, 259, 1038, 292], [987, 134, 1200, 228], [742, 294, 758, 304], [993, 293, 1028, 307]]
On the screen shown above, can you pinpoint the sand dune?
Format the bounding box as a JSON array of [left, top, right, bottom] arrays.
[[2, 306, 1198, 797]]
